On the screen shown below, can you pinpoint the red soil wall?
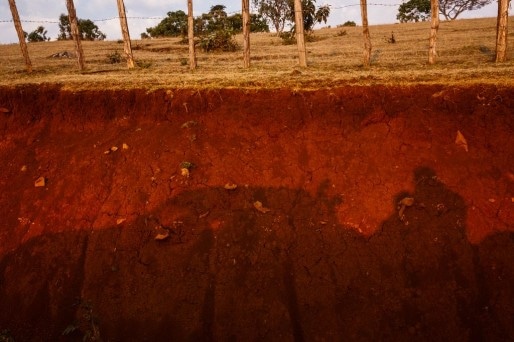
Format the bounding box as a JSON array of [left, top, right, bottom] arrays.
[[0, 84, 513, 340]]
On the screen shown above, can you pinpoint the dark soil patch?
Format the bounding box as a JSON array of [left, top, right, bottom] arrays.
[[0, 84, 513, 340]]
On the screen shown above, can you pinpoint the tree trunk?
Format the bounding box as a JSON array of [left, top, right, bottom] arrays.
[[242, 0, 251, 68], [495, 0, 509, 62], [360, 0, 372, 67], [187, 0, 197, 70], [428, 0, 439, 64], [66, 0, 86, 71], [116, 0, 135, 69], [294, 0, 307, 67], [8, 0, 32, 73]]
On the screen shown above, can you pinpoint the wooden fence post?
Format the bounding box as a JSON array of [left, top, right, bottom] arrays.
[[495, 0, 509, 62], [294, 0, 307, 67], [187, 0, 197, 70], [428, 0, 439, 64], [116, 0, 135, 68], [360, 0, 372, 67], [8, 0, 32, 73], [242, 0, 251, 68], [66, 0, 86, 71]]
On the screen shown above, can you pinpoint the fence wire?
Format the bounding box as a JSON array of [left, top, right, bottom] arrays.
[[0, 3, 402, 25]]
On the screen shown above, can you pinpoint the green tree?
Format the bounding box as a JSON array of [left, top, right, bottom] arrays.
[[287, 0, 330, 33], [250, 14, 271, 32], [79, 19, 106, 40], [145, 10, 188, 38], [57, 14, 106, 41], [224, 13, 270, 33], [397, 0, 430, 22], [252, 0, 290, 33], [197, 5, 236, 52], [397, 0, 493, 22], [439, 0, 492, 20], [253, 0, 329, 34], [145, 6, 269, 38], [206, 5, 229, 32], [27, 26, 49, 42]]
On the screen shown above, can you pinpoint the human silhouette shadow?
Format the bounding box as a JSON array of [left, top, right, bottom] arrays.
[[0, 167, 513, 341]]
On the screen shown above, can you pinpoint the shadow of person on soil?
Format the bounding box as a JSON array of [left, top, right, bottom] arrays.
[[0, 167, 513, 341]]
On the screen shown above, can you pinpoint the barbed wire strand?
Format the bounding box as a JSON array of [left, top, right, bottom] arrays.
[[0, 3, 401, 25]]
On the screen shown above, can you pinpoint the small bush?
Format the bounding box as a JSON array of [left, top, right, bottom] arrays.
[[371, 49, 381, 64], [387, 32, 396, 44], [136, 59, 153, 68], [336, 29, 347, 37], [200, 30, 238, 52], [478, 45, 493, 56], [280, 32, 321, 44], [106, 51, 122, 64], [342, 21, 357, 27], [279, 31, 296, 45], [306, 34, 323, 43]]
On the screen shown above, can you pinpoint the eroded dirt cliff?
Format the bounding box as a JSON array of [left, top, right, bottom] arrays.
[[0, 84, 513, 340]]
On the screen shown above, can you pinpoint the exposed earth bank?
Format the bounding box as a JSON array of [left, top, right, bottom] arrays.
[[0, 84, 513, 341]]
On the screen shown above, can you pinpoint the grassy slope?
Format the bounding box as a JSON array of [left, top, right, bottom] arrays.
[[0, 16, 513, 90]]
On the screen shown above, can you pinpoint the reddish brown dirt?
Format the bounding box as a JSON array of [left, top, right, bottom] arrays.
[[0, 84, 513, 341]]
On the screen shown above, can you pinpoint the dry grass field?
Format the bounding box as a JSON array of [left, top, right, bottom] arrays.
[[1, 16, 513, 89], [1, 15, 514, 342]]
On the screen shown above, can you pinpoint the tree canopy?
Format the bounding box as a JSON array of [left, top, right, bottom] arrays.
[[397, 0, 493, 22], [440, 0, 492, 20], [252, 0, 290, 33], [253, 0, 330, 34], [144, 5, 269, 39], [397, 0, 431, 22], [57, 14, 106, 41], [145, 11, 188, 38], [26, 26, 50, 42]]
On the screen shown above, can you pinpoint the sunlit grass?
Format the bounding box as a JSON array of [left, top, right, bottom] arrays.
[[0, 16, 513, 89]]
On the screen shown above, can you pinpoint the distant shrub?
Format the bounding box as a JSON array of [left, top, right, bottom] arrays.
[[136, 60, 153, 68], [200, 30, 238, 52], [306, 33, 322, 42], [107, 51, 122, 64], [342, 21, 357, 27], [280, 31, 321, 44], [387, 31, 396, 44], [279, 31, 296, 45], [27, 26, 50, 42]]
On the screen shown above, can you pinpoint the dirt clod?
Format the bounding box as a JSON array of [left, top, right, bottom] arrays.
[[224, 184, 238, 190], [455, 130, 469, 152], [34, 177, 46, 187], [254, 201, 271, 213], [154, 226, 170, 241]]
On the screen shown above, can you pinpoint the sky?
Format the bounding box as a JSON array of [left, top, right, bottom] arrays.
[[0, 0, 499, 44]]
